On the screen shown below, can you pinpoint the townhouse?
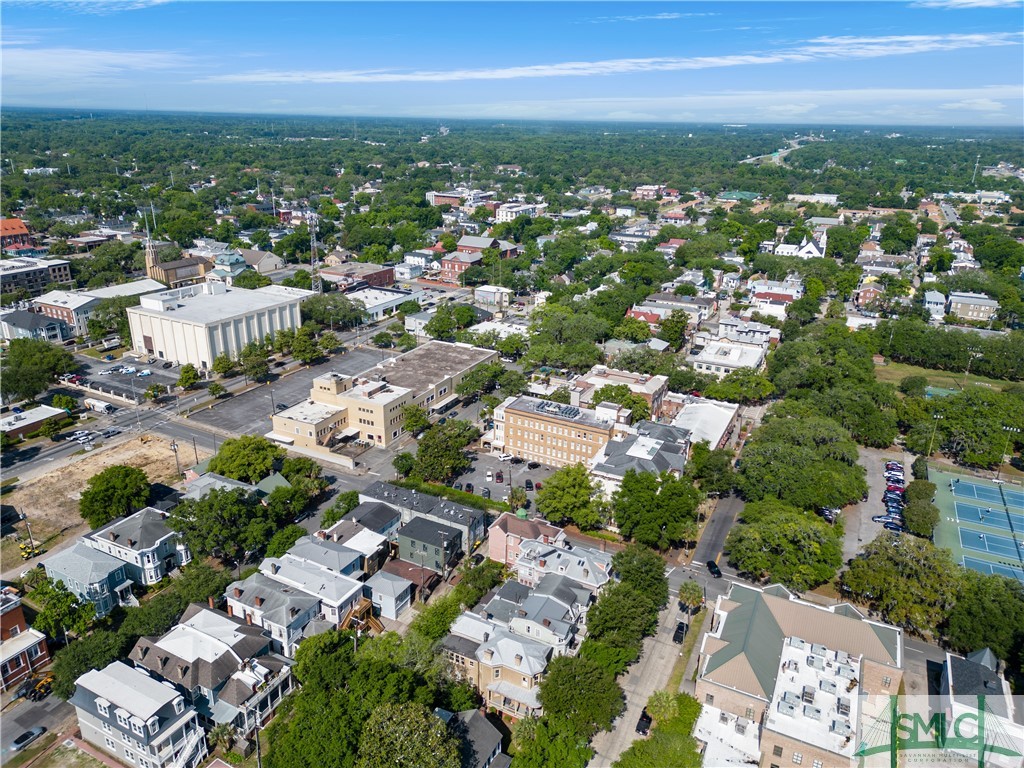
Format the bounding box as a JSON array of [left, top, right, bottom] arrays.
[[0, 588, 49, 692], [43, 542, 135, 618], [223, 573, 320, 658]]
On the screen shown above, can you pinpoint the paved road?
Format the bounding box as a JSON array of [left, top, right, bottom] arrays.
[[692, 493, 744, 567], [589, 600, 685, 767]]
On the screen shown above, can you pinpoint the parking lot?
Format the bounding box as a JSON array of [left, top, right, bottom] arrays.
[[845, 445, 914, 562], [451, 451, 558, 507], [73, 355, 180, 401], [190, 348, 386, 436]]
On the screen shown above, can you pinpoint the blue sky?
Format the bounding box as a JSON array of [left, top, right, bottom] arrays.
[[2, 1, 1022, 125]]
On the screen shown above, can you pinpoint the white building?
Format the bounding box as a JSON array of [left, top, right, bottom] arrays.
[[346, 286, 424, 322], [126, 283, 311, 370], [690, 339, 767, 379], [667, 394, 740, 449], [394, 263, 422, 281], [924, 290, 947, 320], [474, 284, 514, 309], [495, 202, 548, 223]]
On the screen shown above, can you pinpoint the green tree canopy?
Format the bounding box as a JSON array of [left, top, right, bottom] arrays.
[[208, 435, 285, 483], [31, 577, 96, 639], [355, 702, 460, 768], [79, 464, 151, 528], [1, 338, 74, 403], [539, 655, 624, 740], [413, 420, 479, 482], [177, 363, 200, 389], [537, 463, 601, 530], [613, 470, 701, 550], [613, 544, 669, 608]]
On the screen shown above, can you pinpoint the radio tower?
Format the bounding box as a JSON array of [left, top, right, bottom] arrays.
[[308, 213, 322, 294]]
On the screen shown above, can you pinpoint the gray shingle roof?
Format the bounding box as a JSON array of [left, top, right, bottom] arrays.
[[398, 516, 461, 548], [88, 507, 173, 552], [44, 541, 123, 585], [226, 572, 319, 627]]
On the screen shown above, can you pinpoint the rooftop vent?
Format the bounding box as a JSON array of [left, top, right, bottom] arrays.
[[831, 720, 853, 737], [801, 686, 816, 704], [807, 655, 825, 671], [804, 705, 822, 721], [777, 700, 797, 717]]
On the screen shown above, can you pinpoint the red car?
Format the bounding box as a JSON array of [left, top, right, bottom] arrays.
[[886, 485, 904, 493], [495, 471, 504, 484], [534, 481, 543, 491]]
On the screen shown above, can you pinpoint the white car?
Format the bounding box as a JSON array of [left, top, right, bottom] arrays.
[[497, 453, 513, 461], [121, 366, 136, 374], [98, 369, 114, 376], [136, 369, 152, 377], [486, 471, 494, 482]]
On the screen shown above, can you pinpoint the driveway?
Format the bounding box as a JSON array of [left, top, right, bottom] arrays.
[[846, 445, 914, 562], [0, 694, 74, 754], [189, 349, 384, 436]]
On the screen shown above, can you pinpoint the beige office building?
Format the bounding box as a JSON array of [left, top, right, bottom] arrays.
[[493, 395, 630, 468], [270, 341, 496, 454], [126, 283, 312, 370]]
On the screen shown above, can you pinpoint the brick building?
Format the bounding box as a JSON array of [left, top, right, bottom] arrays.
[[0, 587, 50, 691]]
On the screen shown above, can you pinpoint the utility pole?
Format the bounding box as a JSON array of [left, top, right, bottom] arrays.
[[191, 436, 199, 464]]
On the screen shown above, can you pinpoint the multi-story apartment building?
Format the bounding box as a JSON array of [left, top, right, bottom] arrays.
[[570, 365, 669, 417], [514, 539, 613, 591], [43, 542, 134, 618], [31, 290, 99, 337], [0, 255, 72, 297], [85, 507, 191, 587], [258, 554, 363, 626], [271, 341, 497, 454], [224, 573, 321, 657], [72, 661, 208, 768], [693, 583, 903, 768], [690, 338, 768, 379], [495, 202, 548, 223], [130, 604, 294, 738], [487, 513, 566, 569], [494, 395, 629, 468], [948, 291, 999, 323], [396, 516, 462, 574], [360, 481, 487, 552], [0, 588, 49, 691]]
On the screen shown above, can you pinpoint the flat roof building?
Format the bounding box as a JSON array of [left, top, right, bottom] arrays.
[[0, 256, 72, 297], [690, 338, 767, 379], [571, 365, 669, 417], [127, 282, 312, 370]]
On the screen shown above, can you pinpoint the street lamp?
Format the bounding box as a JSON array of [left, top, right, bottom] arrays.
[[926, 413, 944, 458], [996, 426, 1021, 481], [265, 389, 276, 418]]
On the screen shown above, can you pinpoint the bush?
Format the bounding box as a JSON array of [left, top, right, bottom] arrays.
[[911, 456, 929, 480], [392, 477, 509, 513]]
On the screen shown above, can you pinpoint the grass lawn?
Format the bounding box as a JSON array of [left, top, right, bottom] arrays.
[[665, 608, 705, 693], [874, 361, 1010, 392]]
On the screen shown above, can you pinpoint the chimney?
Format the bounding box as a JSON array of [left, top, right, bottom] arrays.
[[136, 645, 148, 660], [234, 587, 242, 598], [255, 597, 264, 607], [542, 618, 551, 628], [227, 604, 233, 617], [127, 539, 136, 548], [514, 654, 523, 665], [484, 649, 493, 661], [208, 596, 215, 609], [271, 563, 280, 575], [539, 559, 546, 568], [108, 532, 117, 541], [246, 613, 253, 626]]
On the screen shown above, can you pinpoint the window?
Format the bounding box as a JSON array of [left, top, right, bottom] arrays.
[[745, 707, 755, 721], [8, 625, 19, 637], [97, 700, 109, 717], [773, 746, 783, 758], [493, 668, 501, 679], [882, 676, 892, 688], [102, 723, 112, 734], [116, 711, 130, 728], [105, 738, 116, 750], [812, 761, 823, 768], [705, 694, 714, 706], [123, 747, 135, 763], [792, 753, 802, 765]]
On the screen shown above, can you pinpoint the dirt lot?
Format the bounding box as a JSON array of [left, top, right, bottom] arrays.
[[33, 742, 108, 768], [2, 436, 211, 565]]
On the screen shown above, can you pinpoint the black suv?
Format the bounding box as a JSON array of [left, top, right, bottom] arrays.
[[672, 621, 688, 644], [707, 560, 723, 578], [635, 709, 653, 736]]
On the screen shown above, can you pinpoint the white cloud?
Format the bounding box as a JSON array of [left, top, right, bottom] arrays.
[[2, 46, 191, 91], [585, 12, 719, 24], [939, 97, 1007, 110], [197, 32, 1020, 85], [4, 0, 175, 13]]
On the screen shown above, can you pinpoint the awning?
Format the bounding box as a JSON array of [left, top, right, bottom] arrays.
[[429, 394, 459, 412], [115, 580, 133, 593], [338, 427, 360, 439], [264, 432, 295, 445]]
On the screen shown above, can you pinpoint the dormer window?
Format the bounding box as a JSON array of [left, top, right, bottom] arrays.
[[147, 717, 159, 735], [116, 709, 130, 728], [96, 698, 110, 717], [173, 697, 185, 715]]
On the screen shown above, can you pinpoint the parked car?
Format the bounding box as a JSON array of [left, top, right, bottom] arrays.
[[453, 482, 463, 491], [100, 429, 121, 438], [510, 457, 523, 465], [161, 361, 174, 369], [672, 621, 688, 644], [137, 369, 152, 377], [486, 471, 493, 482], [524, 479, 534, 491], [13, 677, 39, 701], [635, 709, 653, 736], [102, 354, 115, 361], [497, 453, 513, 461], [707, 560, 722, 578], [883, 522, 908, 534], [11, 727, 46, 752], [495, 471, 503, 484], [470, 553, 485, 566], [527, 461, 541, 470], [481, 488, 491, 499], [98, 369, 114, 376], [873, 515, 902, 524], [121, 366, 136, 374], [465, 483, 474, 494]]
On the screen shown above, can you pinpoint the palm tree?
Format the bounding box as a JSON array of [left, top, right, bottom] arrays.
[[678, 580, 704, 616], [208, 723, 234, 754], [646, 690, 678, 725]]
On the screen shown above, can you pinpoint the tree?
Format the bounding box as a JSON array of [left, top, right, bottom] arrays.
[[646, 690, 679, 725], [208, 435, 284, 483], [613, 544, 669, 608], [239, 342, 270, 381], [946, 572, 1024, 665], [167, 487, 269, 563], [902, 499, 939, 537], [51, 393, 76, 412], [31, 578, 96, 640], [372, 331, 394, 348], [687, 441, 734, 496], [232, 270, 272, 289], [677, 580, 704, 614], [613, 316, 652, 342], [302, 292, 367, 329], [537, 463, 601, 529], [414, 421, 479, 482], [393, 452, 416, 478], [356, 702, 460, 768], [592, 384, 650, 421], [212, 353, 235, 377], [144, 384, 163, 401], [39, 417, 64, 441], [207, 382, 227, 398], [401, 404, 431, 435], [842, 535, 961, 635], [292, 325, 320, 364], [899, 375, 928, 399], [424, 304, 457, 340], [509, 486, 528, 510], [613, 471, 701, 550], [657, 310, 689, 350], [398, 300, 421, 315], [538, 656, 624, 739], [703, 368, 775, 404], [322, 490, 360, 528], [724, 502, 843, 590], [52, 630, 128, 700], [318, 331, 339, 354], [208, 723, 235, 754], [911, 456, 929, 480], [1, 338, 74, 403], [177, 363, 200, 390], [586, 582, 657, 650], [266, 524, 309, 558], [79, 465, 150, 528]]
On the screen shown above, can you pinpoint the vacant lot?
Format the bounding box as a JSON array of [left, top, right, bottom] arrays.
[[34, 742, 108, 768], [874, 361, 1011, 391], [2, 436, 210, 567]]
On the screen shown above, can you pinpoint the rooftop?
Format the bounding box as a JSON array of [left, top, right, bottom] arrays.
[[261, 554, 363, 606], [44, 541, 124, 584], [0, 256, 69, 274], [87, 507, 174, 552], [130, 282, 312, 325], [34, 290, 97, 311], [591, 421, 690, 480], [503, 395, 618, 430], [575, 366, 668, 399], [75, 661, 180, 721], [346, 287, 417, 307], [354, 341, 494, 398], [275, 399, 345, 425], [691, 339, 767, 369], [669, 395, 739, 448], [84, 279, 166, 300], [763, 638, 862, 757], [516, 539, 613, 588], [398, 516, 462, 548]]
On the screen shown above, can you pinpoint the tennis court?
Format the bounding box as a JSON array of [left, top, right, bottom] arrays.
[[959, 527, 1023, 560], [951, 479, 1005, 504], [954, 501, 1024, 533], [962, 556, 1024, 584], [1003, 486, 1024, 510]]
